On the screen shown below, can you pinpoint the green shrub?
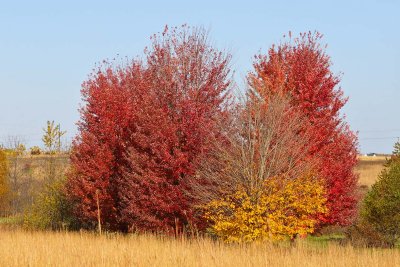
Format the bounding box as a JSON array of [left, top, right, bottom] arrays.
[[349, 142, 400, 247], [24, 177, 79, 230], [0, 215, 23, 230]]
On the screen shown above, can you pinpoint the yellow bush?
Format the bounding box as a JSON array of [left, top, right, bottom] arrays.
[[203, 174, 328, 243], [24, 177, 78, 230]]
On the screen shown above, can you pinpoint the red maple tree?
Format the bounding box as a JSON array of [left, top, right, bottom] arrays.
[[118, 26, 232, 233], [66, 26, 232, 232], [249, 32, 358, 226], [66, 62, 146, 230]]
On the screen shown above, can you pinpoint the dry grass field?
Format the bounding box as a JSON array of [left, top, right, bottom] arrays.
[[0, 156, 394, 267], [0, 229, 399, 267], [355, 156, 387, 187]]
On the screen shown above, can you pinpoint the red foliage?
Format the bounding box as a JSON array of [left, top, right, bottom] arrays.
[[66, 63, 146, 230], [249, 32, 358, 226], [66, 25, 232, 232]]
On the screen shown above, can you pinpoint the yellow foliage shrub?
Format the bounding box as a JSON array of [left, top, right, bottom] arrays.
[[203, 174, 328, 243], [24, 177, 78, 230]]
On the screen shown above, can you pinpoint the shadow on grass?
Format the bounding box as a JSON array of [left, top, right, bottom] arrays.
[[305, 234, 346, 248]]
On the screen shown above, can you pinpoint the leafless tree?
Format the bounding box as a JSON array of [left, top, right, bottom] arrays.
[[190, 94, 319, 204], [4, 135, 26, 214]]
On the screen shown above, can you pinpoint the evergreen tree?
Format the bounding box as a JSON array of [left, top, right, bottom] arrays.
[[360, 142, 400, 246], [392, 140, 400, 156]]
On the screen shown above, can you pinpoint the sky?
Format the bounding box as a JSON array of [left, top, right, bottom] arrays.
[[0, 0, 399, 153]]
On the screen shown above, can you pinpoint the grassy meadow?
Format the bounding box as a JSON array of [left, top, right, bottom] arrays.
[[355, 156, 387, 187], [0, 155, 394, 266], [1, 230, 400, 267]]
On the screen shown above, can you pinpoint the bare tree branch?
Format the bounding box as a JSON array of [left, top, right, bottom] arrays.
[[190, 94, 319, 205]]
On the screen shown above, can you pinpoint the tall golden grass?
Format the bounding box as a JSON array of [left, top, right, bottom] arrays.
[[355, 156, 386, 187], [0, 229, 399, 267], [0, 157, 393, 267]]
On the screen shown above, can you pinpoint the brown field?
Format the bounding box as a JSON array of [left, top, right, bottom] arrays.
[[355, 156, 387, 187], [0, 229, 399, 267]]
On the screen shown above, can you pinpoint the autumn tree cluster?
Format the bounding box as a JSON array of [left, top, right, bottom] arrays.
[[66, 26, 358, 241], [66, 26, 232, 233], [249, 32, 359, 227]]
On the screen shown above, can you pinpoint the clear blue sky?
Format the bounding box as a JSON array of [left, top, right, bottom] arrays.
[[0, 0, 399, 153]]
